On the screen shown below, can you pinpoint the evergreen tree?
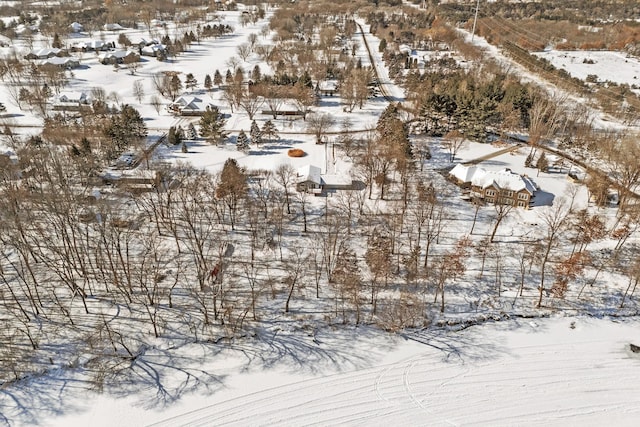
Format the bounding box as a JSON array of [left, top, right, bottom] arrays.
[[236, 130, 250, 153], [536, 152, 549, 173], [234, 67, 244, 84], [261, 120, 279, 143], [103, 104, 148, 158], [216, 158, 247, 230], [525, 151, 534, 167], [299, 70, 313, 88], [251, 64, 261, 82], [214, 69, 223, 87], [169, 74, 182, 100], [199, 106, 228, 144], [378, 38, 387, 52], [185, 73, 198, 91], [186, 122, 197, 139], [376, 103, 412, 165], [250, 119, 262, 147], [168, 125, 183, 145], [80, 137, 91, 154], [225, 69, 233, 85], [204, 74, 213, 91], [52, 33, 62, 49]]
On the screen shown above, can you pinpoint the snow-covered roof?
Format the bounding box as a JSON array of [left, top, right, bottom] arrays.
[[104, 23, 124, 31], [449, 164, 537, 195], [135, 38, 161, 46], [70, 22, 83, 32], [450, 164, 484, 184], [40, 57, 79, 67], [318, 80, 338, 92], [323, 174, 352, 187], [72, 40, 107, 50], [171, 95, 213, 112], [141, 44, 166, 55], [57, 91, 90, 103], [297, 164, 322, 185], [28, 47, 61, 58], [98, 50, 137, 61]]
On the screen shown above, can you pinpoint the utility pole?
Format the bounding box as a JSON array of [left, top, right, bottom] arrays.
[[471, 0, 480, 42]]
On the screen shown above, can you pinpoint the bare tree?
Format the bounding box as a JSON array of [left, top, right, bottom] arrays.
[[537, 199, 571, 307], [150, 95, 162, 115], [237, 43, 252, 62], [442, 130, 467, 162], [239, 89, 263, 120], [275, 164, 296, 215], [306, 113, 334, 144], [489, 194, 514, 243], [284, 251, 307, 313], [133, 80, 145, 104], [433, 236, 471, 313]]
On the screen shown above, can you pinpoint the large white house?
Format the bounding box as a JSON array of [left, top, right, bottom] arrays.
[[449, 164, 537, 208]]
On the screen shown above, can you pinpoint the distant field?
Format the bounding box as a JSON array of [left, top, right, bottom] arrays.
[[534, 49, 640, 93]]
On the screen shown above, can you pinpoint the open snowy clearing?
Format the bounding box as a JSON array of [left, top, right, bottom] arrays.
[[32, 316, 640, 426], [534, 49, 640, 92]]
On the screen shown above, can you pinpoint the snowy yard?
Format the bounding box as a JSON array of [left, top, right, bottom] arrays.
[[27, 316, 640, 426]]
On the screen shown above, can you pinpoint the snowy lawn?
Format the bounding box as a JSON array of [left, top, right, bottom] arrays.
[[21, 316, 639, 426]]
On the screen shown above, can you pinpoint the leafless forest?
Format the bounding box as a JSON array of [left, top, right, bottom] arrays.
[[2, 0, 640, 395]]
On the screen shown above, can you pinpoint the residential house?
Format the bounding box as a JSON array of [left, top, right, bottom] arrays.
[[39, 56, 80, 70], [296, 164, 323, 194], [103, 23, 125, 31], [140, 43, 166, 57], [168, 95, 215, 116], [25, 48, 65, 60], [52, 91, 91, 111], [449, 164, 537, 208], [102, 169, 161, 194], [296, 164, 354, 194], [317, 80, 339, 96], [98, 50, 140, 65], [71, 40, 111, 52], [70, 22, 83, 33]]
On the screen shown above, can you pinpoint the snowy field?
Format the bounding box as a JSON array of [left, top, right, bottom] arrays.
[[533, 49, 640, 91], [30, 316, 640, 426]]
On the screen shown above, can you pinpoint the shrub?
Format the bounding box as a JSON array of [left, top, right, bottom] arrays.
[[287, 148, 306, 157]]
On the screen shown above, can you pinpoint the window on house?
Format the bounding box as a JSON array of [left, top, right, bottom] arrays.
[[518, 193, 529, 200], [486, 197, 494, 204], [486, 190, 495, 196], [517, 201, 526, 207], [504, 190, 514, 198]]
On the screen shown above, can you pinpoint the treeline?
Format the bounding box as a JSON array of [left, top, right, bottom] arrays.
[[439, 0, 640, 25]]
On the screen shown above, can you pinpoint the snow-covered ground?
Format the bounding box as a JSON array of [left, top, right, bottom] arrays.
[[30, 316, 640, 426], [2, 6, 640, 427], [534, 49, 640, 91]]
